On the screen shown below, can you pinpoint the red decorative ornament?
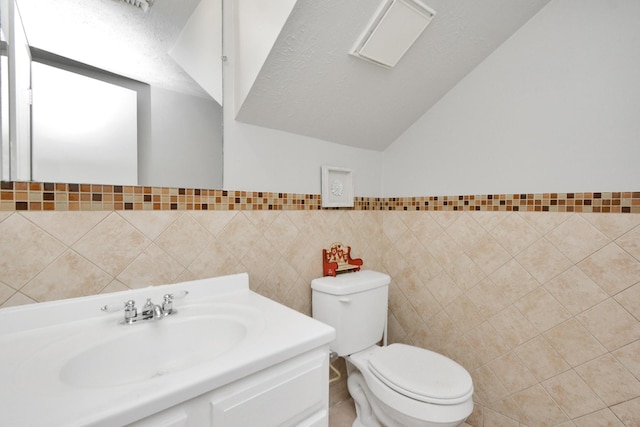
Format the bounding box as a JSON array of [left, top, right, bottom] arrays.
[[322, 242, 363, 277]]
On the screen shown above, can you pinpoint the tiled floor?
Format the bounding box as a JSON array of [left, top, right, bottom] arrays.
[[329, 399, 357, 426]]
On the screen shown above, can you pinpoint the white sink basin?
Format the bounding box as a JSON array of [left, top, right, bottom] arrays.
[[60, 315, 247, 388]]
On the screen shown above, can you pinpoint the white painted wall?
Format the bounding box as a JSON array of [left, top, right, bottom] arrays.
[[169, 0, 222, 105], [142, 86, 223, 189], [234, 0, 297, 116], [383, 0, 640, 197], [223, 0, 383, 197]]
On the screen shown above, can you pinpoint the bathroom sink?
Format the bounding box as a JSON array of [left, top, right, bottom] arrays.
[[60, 314, 247, 387], [13, 301, 264, 393], [0, 273, 335, 426]]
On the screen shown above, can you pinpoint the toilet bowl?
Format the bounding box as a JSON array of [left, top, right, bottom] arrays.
[[311, 270, 474, 427], [346, 344, 473, 427]]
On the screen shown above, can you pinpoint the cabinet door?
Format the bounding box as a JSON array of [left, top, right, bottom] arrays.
[[127, 407, 189, 427], [210, 351, 329, 427]]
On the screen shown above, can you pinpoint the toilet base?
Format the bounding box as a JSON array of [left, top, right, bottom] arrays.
[[345, 349, 472, 427], [348, 371, 467, 427]]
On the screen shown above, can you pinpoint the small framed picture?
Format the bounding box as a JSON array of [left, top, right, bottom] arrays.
[[322, 166, 354, 207]]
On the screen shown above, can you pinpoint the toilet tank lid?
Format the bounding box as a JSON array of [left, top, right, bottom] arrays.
[[311, 270, 390, 295]]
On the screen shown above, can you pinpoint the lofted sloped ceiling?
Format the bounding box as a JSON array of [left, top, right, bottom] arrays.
[[236, 0, 551, 151]]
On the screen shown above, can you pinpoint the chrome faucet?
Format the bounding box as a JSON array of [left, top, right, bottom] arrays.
[[141, 298, 164, 320], [101, 291, 189, 325]]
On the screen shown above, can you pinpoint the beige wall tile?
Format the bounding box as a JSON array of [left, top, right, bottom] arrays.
[[445, 335, 483, 372], [575, 354, 640, 406], [472, 211, 509, 232], [425, 271, 463, 307], [0, 281, 16, 305], [467, 235, 511, 275], [612, 340, 640, 379], [21, 250, 112, 301], [217, 213, 262, 260], [0, 292, 36, 308], [195, 210, 244, 237], [485, 397, 527, 425], [394, 230, 443, 283], [487, 352, 538, 394], [72, 213, 152, 276], [614, 283, 640, 320], [582, 213, 640, 240], [514, 336, 570, 382], [516, 238, 573, 284], [396, 268, 442, 319], [577, 299, 640, 351], [117, 243, 186, 289], [616, 225, 640, 261], [472, 365, 510, 404], [388, 279, 408, 314], [466, 402, 484, 427], [467, 278, 510, 319], [446, 295, 485, 333], [427, 232, 466, 268], [610, 396, 640, 426], [573, 408, 624, 427], [0, 214, 66, 289], [407, 212, 445, 243], [257, 258, 299, 305], [483, 407, 519, 427], [490, 259, 540, 303], [465, 322, 510, 365], [154, 213, 211, 268], [546, 215, 610, 263], [542, 369, 606, 419], [515, 287, 572, 333], [544, 318, 607, 367], [263, 213, 300, 256], [578, 242, 640, 295], [442, 253, 484, 291], [21, 211, 110, 246], [119, 211, 182, 240], [446, 213, 487, 249], [391, 299, 427, 344], [382, 212, 409, 242], [188, 239, 244, 279], [490, 214, 541, 256], [512, 384, 569, 426], [519, 212, 571, 235], [489, 306, 538, 349], [239, 236, 278, 289], [544, 266, 608, 315]]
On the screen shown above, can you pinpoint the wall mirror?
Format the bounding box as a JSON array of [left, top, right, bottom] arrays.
[[0, 0, 223, 189]]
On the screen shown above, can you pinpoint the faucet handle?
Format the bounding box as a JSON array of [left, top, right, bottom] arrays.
[[101, 300, 133, 313], [167, 290, 189, 300], [162, 290, 188, 315]]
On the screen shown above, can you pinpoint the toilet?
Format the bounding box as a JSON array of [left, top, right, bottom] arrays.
[[312, 270, 473, 427]]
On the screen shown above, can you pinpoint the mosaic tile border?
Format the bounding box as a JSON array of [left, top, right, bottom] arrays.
[[380, 192, 640, 213], [1, 181, 639, 213]]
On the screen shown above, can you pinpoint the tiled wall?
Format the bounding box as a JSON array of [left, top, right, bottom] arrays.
[[1, 182, 639, 426], [383, 210, 640, 426], [0, 208, 382, 308]]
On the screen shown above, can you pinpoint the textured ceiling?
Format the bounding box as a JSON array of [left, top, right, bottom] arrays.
[[236, 0, 551, 151], [15, 0, 206, 97]]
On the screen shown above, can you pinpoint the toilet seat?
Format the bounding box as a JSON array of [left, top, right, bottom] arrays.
[[368, 344, 473, 405]]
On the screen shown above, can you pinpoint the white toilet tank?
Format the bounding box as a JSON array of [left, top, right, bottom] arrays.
[[311, 270, 390, 356]]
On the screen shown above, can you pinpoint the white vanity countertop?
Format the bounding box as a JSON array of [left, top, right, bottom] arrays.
[[0, 273, 335, 427]]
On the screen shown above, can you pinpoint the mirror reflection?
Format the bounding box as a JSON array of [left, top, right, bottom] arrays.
[[1, 0, 223, 189]]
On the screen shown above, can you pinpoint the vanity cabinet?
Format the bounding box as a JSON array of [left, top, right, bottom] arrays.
[[129, 348, 330, 427]]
